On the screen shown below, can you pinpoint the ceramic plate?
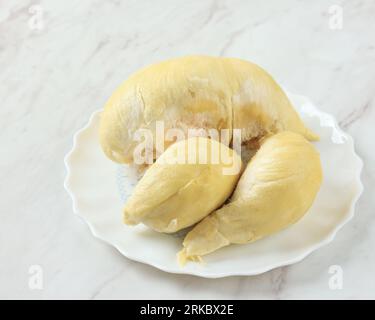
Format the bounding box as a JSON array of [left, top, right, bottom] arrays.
[[64, 92, 363, 278]]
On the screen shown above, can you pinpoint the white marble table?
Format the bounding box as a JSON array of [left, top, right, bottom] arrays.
[[1, 0, 374, 299]]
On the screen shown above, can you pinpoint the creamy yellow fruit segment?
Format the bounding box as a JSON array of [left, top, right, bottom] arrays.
[[178, 132, 322, 264], [100, 56, 318, 164], [123, 137, 243, 233]]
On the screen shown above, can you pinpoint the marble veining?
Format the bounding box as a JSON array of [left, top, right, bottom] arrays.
[[0, 0, 374, 299]]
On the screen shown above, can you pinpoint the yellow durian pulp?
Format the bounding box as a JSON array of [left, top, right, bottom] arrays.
[[123, 137, 243, 233], [100, 56, 318, 164], [178, 132, 323, 265]]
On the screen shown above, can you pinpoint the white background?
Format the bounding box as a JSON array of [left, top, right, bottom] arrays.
[[0, 0, 374, 299]]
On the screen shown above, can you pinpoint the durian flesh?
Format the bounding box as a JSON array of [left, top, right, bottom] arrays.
[[178, 132, 323, 264], [123, 137, 243, 233], [100, 56, 318, 164]]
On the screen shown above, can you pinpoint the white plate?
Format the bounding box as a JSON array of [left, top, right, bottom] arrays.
[[64, 92, 363, 278]]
